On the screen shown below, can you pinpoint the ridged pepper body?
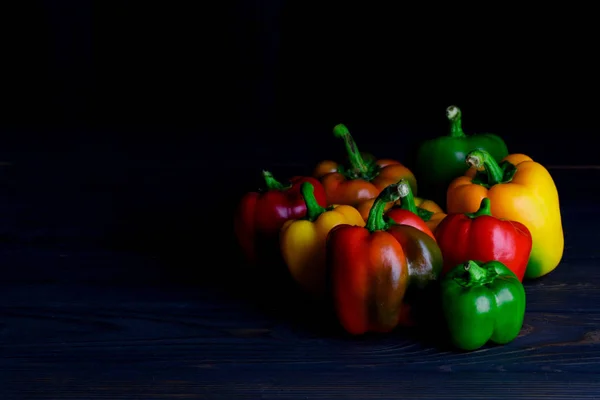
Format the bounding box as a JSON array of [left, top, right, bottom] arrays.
[[327, 182, 443, 335], [441, 260, 526, 351], [435, 197, 533, 281]]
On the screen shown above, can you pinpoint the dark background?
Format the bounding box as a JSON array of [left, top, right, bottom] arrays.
[[0, 2, 597, 281], [2, 2, 598, 163]]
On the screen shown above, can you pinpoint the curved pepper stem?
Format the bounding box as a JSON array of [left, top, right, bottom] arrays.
[[333, 123, 370, 177], [465, 150, 504, 186], [300, 182, 327, 222], [454, 260, 491, 287], [262, 170, 290, 190], [447, 106, 466, 138], [397, 179, 418, 214], [365, 183, 402, 232], [466, 197, 493, 219], [461, 260, 488, 286], [397, 179, 434, 221]]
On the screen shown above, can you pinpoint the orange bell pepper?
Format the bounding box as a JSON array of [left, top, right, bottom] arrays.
[[313, 124, 417, 207]]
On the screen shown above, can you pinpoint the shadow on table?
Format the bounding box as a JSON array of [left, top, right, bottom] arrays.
[[89, 164, 456, 350], [173, 233, 455, 350], [103, 207, 454, 349]]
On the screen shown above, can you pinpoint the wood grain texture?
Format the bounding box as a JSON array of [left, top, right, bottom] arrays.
[[1, 165, 599, 399]]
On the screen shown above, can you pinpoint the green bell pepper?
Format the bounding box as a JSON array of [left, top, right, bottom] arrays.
[[414, 106, 508, 209], [441, 260, 526, 351]]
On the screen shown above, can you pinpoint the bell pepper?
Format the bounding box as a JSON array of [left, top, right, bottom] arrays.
[[280, 182, 365, 297], [356, 181, 446, 234], [234, 170, 327, 266], [435, 197, 532, 281], [313, 123, 417, 207], [441, 260, 526, 351], [447, 150, 564, 279], [327, 182, 443, 335], [414, 105, 509, 208]]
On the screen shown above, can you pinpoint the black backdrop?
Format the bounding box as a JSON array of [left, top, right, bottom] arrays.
[[0, 2, 597, 276], [2, 2, 598, 164]]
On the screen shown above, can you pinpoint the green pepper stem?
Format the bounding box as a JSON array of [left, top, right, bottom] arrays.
[[465, 150, 504, 186], [333, 123, 369, 176], [262, 170, 287, 190], [300, 182, 327, 222], [447, 106, 466, 138], [397, 179, 418, 214], [464, 260, 488, 283], [466, 197, 492, 218], [365, 183, 402, 232]]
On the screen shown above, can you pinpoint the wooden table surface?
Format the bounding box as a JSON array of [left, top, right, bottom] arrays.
[[1, 153, 599, 399]]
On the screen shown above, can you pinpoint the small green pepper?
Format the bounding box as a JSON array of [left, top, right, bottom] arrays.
[[414, 106, 508, 209], [441, 260, 526, 351]]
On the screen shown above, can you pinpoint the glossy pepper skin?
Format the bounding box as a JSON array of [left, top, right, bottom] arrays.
[[234, 170, 327, 266], [356, 181, 446, 234], [441, 260, 526, 351], [414, 106, 509, 208], [435, 197, 532, 281], [314, 124, 417, 207], [280, 182, 365, 297], [327, 182, 443, 335], [447, 150, 564, 280]]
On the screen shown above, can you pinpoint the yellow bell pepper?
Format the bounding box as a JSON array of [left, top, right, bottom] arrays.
[[280, 182, 365, 296], [446, 150, 564, 279], [355, 192, 446, 233]]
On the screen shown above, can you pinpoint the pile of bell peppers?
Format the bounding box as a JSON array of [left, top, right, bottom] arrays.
[[233, 107, 564, 352]]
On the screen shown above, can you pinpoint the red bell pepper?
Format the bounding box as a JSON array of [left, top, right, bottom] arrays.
[[234, 170, 327, 266], [385, 179, 436, 241], [327, 182, 443, 335], [434, 197, 533, 281]]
